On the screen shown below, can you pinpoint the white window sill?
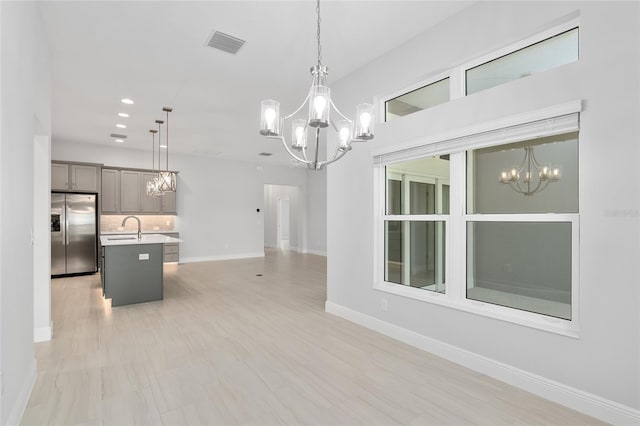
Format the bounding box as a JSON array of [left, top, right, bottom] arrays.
[[374, 281, 580, 338]]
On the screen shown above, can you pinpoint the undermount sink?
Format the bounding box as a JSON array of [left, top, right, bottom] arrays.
[[107, 236, 138, 241]]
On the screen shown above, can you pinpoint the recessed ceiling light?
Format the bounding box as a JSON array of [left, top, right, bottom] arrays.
[[117, 112, 130, 118], [116, 124, 127, 129], [121, 98, 134, 105], [114, 139, 124, 143], [160, 145, 167, 148]]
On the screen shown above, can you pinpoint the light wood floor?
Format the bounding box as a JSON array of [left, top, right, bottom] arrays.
[[23, 249, 603, 426]]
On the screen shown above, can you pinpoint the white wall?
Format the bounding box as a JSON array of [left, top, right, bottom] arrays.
[[263, 184, 302, 250], [305, 168, 327, 255], [1, 2, 52, 424], [52, 140, 308, 262], [327, 1, 639, 421], [33, 135, 52, 342]]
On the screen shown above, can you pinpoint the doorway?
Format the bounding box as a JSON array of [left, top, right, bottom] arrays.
[[263, 184, 299, 252], [277, 198, 290, 250]]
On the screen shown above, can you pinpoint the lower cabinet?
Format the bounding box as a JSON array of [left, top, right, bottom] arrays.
[[160, 232, 180, 262]]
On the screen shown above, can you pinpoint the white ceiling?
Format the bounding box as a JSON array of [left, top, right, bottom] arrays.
[[39, 1, 473, 166]]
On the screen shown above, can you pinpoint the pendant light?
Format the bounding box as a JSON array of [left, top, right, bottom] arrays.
[[157, 107, 177, 192], [259, 0, 374, 170], [146, 129, 162, 197]]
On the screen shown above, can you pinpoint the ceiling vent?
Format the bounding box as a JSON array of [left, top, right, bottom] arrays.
[[258, 152, 272, 157], [207, 31, 246, 55], [110, 133, 127, 139]]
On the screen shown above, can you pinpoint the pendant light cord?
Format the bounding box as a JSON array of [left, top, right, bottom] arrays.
[[152, 132, 155, 172], [316, 0, 322, 68], [157, 120, 163, 175], [166, 110, 169, 172]]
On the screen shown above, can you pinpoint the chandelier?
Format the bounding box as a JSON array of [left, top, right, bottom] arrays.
[[499, 146, 561, 196], [259, 0, 374, 170]]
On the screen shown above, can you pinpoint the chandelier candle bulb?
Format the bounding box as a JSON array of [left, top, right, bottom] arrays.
[[260, 100, 280, 136], [292, 119, 307, 150], [337, 120, 353, 151], [308, 85, 330, 128], [355, 103, 374, 140]]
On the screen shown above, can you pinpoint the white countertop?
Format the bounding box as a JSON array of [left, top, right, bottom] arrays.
[[100, 234, 182, 246]]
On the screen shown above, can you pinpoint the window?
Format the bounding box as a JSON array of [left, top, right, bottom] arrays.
[[466, 133, 578, 320], [466, 28, 578, 95], [385, 78, 450, 122], [384, 156, 450, 293], [379, 22, 578, 123], [374, 109, 581, 335]]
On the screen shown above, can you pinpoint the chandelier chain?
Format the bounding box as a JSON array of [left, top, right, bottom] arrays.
[[316, 0, 322, 67]]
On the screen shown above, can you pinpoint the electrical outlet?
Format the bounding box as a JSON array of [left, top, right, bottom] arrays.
[[504, 263, 512, 273], [139, 253, 149, 260], [381, 298, 388, 312]]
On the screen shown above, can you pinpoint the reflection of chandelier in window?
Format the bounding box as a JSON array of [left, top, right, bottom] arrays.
[[499, 146, 560, 196]]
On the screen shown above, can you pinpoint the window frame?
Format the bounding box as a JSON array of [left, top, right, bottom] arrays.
[[384, 168, 451, 292], [462, 22, 579, 96], [377, 16, 580, 123], [372, 102, 582, 338], [378, 70, 453, 123]]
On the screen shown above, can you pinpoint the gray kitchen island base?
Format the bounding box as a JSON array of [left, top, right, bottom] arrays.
[[103, 243, 163, 307]]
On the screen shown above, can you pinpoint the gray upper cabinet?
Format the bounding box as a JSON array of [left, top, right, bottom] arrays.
[[99, 167, 178, 215], [142, 172, 161, 213], [51, 163, 69, 190], [120, 170, 142, 213], [162, 189, 177, 214], [52, 162, 100, 192], [71, 164, 99, 191], [101, 169, 119, 213]]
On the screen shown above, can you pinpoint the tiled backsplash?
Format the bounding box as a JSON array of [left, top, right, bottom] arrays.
[[100, 215, 176, 233]]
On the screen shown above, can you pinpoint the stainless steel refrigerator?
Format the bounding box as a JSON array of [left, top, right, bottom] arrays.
[[51, 193, 98, 276]]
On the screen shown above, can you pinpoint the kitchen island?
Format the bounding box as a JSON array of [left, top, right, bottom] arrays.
[[100, 234, 181, 307]]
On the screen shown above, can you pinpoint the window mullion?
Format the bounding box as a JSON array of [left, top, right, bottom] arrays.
[[448, 152, 466, 301], [450, 65, 465, 100]]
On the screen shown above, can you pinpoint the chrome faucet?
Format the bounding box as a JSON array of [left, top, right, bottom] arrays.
[[122, 215, 142, 240]]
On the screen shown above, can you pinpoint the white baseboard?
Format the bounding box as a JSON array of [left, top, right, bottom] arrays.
[[179, 252, 265, 264], [325, 301, 640, 426], [34, 321, 52, 342], [302, 248, 326, 256], [5, 359, 37, 426], [290, 246, 327, 256]]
